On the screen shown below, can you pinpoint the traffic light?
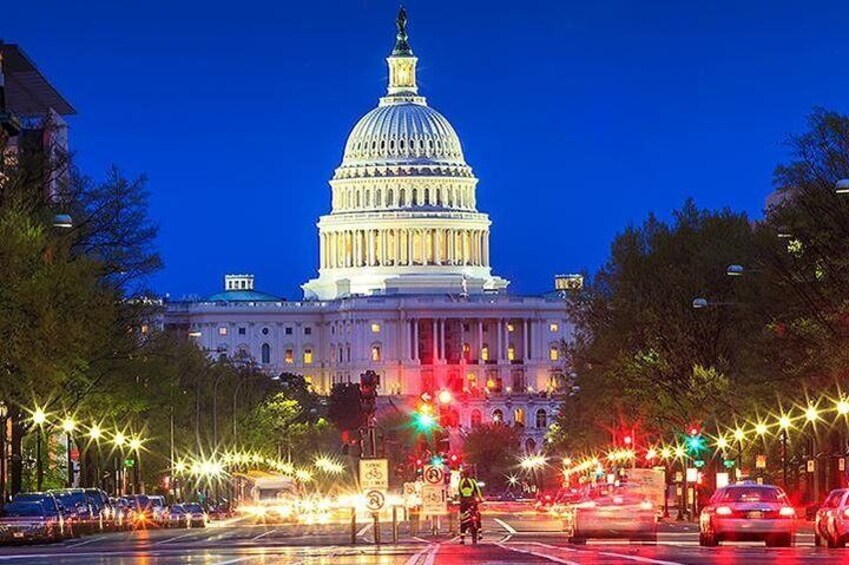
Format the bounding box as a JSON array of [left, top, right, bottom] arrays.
[[413, 403, 437, 432], [360, 370, 380, 414], [686, 434, 706, 455], [430, 455, 444, 466]]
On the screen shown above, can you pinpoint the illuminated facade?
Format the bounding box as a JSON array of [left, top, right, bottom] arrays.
[[165, 11, 572, 452]]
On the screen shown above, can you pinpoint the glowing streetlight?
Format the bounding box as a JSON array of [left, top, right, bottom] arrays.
[[88, 424, 102, 441], [733, 428, 745, 442], [62, 418, 76, 433], [674, 445, 686, 459], [174, 461, 187, 474], [660, 447, 672, 460], [755, 423, 768, 436], [837, 399, 849, 416], [129, 437, 142, 451], [778, 415, 792, 430], [113, 432, 127, 447], [716, 436, 729, 450], [437, 390, 453, 404], [805, 405, 819, 423], [31, 408, 47, 426]]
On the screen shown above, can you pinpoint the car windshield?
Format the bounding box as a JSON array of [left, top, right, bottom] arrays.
[[824, 491, 846, 508], [718, 487, 784, 503], [185, 504, 203, 512], [3, 502, 45, 517], [56, 492, 87, 507], [150, 498, 164, 508], [170, 505, 185, 513], [133, 496, 151, 509]]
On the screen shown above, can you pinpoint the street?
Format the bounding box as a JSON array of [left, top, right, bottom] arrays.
[[1, 507, 848, 564]]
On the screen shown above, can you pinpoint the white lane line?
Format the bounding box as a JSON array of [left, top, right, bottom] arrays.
[[211, 557, 257, 565], [251, 528, 277, 541], [152, 530, 201, 546], [496, 543, 580, 565], [357, 522, 373, 537], [499, 534, 513, 543], [66, 535, 108, 548], [404, 544, 434, 565], [493, 517, 517, 534], [422, 543, 440, 565]]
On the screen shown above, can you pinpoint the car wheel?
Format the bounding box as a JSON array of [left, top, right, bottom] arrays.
[[569, 535, 586, 545], [828, 534, 839, 549], [815, 533, 822, 547], [699, 532, 718, 547]]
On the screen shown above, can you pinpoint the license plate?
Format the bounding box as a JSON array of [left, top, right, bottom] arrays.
[[12, 532, 23, 538], [748, 511, 763, 519]]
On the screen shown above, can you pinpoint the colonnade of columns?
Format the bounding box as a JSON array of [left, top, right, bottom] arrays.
[[320, 227, 489, 269], [403, 317, 536, 363], [332, 183, 476, 212]]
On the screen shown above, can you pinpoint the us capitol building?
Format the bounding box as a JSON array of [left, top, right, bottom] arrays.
[[165, 11, 576, 452]]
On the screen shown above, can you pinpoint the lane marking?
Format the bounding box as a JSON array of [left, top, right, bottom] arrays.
[[211, 557, 258, 565], [521, 541, 685, 565], [499, 534, 513, 543], [496, 543, 580, 565], [357, 523, 372, 537], [422, 543, 440, 565], [251, 528, 277, 541], [493, 518, 518, 534], [152, 530, 200, 546], [404, 544, 434, 565], [65, 535, 108, 548]]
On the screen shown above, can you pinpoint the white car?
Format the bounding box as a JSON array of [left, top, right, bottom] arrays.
[[564, 485, 657, 544], [699, 482, 796, 547]]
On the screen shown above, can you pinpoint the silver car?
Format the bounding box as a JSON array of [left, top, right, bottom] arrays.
[[699, 482, 796, 547]]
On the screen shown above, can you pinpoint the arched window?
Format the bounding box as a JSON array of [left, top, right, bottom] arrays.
[[261, 343, 271, 364], [480, 344, 489, 362], [514, 407, 525, 427], [535, 409, 548, 429], [463, 343, 471, 362], [375, 189, 382, 207], [471, 410, 482, 428], [412, 188, 418, 205], [399, 188, 406, 206], [492, 409, 504, 423], [549, 345, 560, 361], [387, 188, 394, 207], [526, 438, 537, 454], [424, 188, 430, 205], [371, 344, 381, 362], [507, 344, 516, 361]]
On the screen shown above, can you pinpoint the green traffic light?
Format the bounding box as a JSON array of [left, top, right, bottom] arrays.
[[413, 411, 437, 432], [430, 455, 444, 466], [686, 435, 705, 453]]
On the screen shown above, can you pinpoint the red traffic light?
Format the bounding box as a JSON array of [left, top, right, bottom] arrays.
[[688, 425, 700, 437], [623, 435, 633, 446]]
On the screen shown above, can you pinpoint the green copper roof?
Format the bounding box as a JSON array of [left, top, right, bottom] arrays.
[[207, 289, 281, 302]]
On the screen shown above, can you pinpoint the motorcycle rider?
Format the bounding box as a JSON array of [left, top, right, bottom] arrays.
[[458, 467, 483, 544]]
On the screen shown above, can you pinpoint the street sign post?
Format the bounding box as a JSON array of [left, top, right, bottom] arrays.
[[421, 484, 447, 516], [359, 459, 389, 490], [364, 489, 386, 512], [423, 464, 445, 485]]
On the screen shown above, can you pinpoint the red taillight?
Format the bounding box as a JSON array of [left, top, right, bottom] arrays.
[[779, 506, 796, 518], [716, 506, 733, 516]]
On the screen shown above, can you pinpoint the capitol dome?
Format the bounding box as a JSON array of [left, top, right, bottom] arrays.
[[302, 8, 509, 301], [341, 102, 466, 167]]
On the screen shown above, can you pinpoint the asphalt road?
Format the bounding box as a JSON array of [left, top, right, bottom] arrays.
[[2, 509, 849, 564]]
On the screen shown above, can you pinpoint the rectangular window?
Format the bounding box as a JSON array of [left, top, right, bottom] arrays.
[[480, 346, 489, 361], [371, 323, 381, 333], [285, 327, 293, 335], [507, 323, 514, 332], [304, 327, 312, 335], [304, 349, 313, 364], [140, 324, 149, 334], [285, 349, 294, 364], [507, 345, 515, 361], [218, 327, 228, 336], [549, 347, 560, 361], [549, 323, 559, 333], [238, 327, 246, 335]]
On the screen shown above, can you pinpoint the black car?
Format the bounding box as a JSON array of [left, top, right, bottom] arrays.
[[10, 493, 78, 539], [0, 501, 68, 543], [48, 489, 97, 534]]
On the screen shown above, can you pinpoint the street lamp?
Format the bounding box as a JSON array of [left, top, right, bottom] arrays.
[[62, 418, 76, 487], [129, 437, 143, 495], [726, 264, 745, 277], [31, 408, 47, 491], [113, 432, 127, 496], [692, 298, 709, 309], [835, 179, 849, 194], [51, 213, 73, 229]]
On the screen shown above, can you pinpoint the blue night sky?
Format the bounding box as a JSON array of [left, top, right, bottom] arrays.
[[6, 1, 849, 299]]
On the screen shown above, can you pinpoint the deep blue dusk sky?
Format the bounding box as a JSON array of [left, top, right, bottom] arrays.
[[6, 1, 849, 298]]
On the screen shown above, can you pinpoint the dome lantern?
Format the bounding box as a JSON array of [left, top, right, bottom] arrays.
[[386, 7, 418, 97]]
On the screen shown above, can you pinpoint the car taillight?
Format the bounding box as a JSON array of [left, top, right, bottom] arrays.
[[779, 506, 796, 518], [640, 501, 653, 511], [576, 501, 596, 509], [716, 506, 733, 516]]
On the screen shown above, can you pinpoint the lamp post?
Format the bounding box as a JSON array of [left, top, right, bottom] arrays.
[[778, 415, 791, 491], [88, 424, 102, 490], [113, 432, 126, 496], [129, 437, 142, 495], [31, 408, 47, 491], [62, 418, 76, 488], [0, 402, 7, 502]]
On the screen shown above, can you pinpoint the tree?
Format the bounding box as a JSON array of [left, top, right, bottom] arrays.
[[555, 200, 775, 451], [462, 423, 520, 489], [327, 383, 363, 433]]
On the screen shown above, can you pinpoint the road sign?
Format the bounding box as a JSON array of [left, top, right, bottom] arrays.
[[421, 484, 447, 515], [359, 459, 388, 490], [755, 455, 766, 469], [403, 482, 417, 497], [423, 464, 445, 485], [364, 489, 385, 512]]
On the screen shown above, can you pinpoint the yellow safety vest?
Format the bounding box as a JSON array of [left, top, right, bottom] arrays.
[[459, 478, 480, 499]]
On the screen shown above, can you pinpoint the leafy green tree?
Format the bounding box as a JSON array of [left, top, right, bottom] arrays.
[[462, 423, 520, 489]]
